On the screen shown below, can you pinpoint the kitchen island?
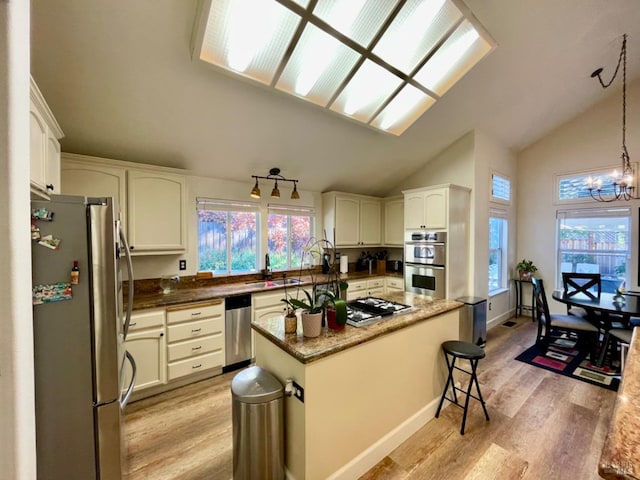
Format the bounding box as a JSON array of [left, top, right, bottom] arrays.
[[252, 292, 463, 480]]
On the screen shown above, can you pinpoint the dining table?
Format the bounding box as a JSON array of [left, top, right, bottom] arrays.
[[552, 289, 640, 366]]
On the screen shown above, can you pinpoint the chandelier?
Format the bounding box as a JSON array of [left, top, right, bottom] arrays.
[[250, 168, 300, 200], [588, 34, 636, 202]]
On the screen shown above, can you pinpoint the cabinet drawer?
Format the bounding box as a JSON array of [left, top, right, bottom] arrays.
[[129, 309, 165, 331], [253, 291, 287, 309], [167, 333, 223, 362], [386, 277, 404, 289], [168, 351, 223, 381], [166, 301, 223, 325], [348, 280, 367, 292], [167, 317, 223, 343], [367, 278, 384, 288]]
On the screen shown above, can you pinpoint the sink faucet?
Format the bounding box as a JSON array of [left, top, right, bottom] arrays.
[[263, 253, 273, 279]]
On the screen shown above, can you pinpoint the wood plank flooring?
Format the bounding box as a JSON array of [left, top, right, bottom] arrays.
[[123, 317, 616, 479]]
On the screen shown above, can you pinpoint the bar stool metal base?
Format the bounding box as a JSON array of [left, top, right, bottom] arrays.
[[435, 340, 490, 435]]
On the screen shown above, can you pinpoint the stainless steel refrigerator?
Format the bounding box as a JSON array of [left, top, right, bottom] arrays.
[[31, 195, 136, 480]]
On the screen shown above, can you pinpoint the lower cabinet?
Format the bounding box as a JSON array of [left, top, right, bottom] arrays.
[[346, 278, 385, 300], [385, 276, 404, 294], [124, 308, 167, 393], [166, 301, 225, 381], [252, 291, 288, 357]]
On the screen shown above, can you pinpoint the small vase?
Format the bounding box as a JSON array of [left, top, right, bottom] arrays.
[[284, 314, 298, 334], [326, 308, 345, 331], [301, 311, 323, 338]]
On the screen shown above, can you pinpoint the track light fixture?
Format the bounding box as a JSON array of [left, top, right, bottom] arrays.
[[250, 168, 299, 200]]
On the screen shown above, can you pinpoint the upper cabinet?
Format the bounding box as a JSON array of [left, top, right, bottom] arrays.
[[323, 192, 381, 247], [30, 77, 64, 199], [61, 153, 187, 255], [383, 196, 404, 246], [403, 187, 447, 230], [127, 170, 186, 254]]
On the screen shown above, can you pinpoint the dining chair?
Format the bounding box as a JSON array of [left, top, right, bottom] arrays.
[[531, 277, 599, 361], [561, 272, 601, 319], [597, 327, 634, 369]]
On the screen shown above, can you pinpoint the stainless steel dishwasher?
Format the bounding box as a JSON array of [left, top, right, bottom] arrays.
[[225, 294, 252, 371]]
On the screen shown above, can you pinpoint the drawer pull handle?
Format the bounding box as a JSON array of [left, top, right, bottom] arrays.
[[192, 364, 202, 369], [192, 346, 202, 351], [191, 328, 202, 333], [191, 312, 202, 316], [129, 322, 136, 327]]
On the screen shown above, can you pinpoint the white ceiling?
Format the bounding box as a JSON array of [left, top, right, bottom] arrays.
[[31, 0, 640, 197]]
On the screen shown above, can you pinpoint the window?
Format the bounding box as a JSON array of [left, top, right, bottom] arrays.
[[491, 172, 511, 204], [557, 207, 630, 293], [267, 205, 315, 270], [197, 198, 260, 274], [489, 211, 508, 293], [556, 167, 636, 203]]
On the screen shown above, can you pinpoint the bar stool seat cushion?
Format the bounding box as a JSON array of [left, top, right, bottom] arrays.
[[442, 340, 485, 360]]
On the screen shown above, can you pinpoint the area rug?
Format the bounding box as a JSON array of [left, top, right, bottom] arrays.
[[515, 336, 620, 391]]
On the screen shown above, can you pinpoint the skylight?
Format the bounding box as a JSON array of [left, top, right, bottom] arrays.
[[192, 0, 495, 135]]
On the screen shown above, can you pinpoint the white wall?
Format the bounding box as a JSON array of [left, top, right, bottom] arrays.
[[518, 79, 640, 313], [0, 1, 37, 478], [473, 131, 517, 324], [132, 174, 323, 279]]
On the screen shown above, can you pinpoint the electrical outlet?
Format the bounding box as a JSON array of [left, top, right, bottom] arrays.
[[179, 259, 187, 270], [292, 380, 304, 403], [489, 302, 492, 311]]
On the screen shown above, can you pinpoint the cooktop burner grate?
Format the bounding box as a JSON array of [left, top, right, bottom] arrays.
[[346, 297, 412, 327]]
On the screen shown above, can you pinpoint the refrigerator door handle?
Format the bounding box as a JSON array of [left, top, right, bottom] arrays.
[[120, 227, 134, 340], [120, 351, 136, 409]]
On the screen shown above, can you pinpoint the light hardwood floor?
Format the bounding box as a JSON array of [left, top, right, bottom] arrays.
[[123, 317, 616, 479]]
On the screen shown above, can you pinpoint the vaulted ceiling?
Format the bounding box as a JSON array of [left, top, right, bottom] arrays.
[[31, 0, 640, 196]]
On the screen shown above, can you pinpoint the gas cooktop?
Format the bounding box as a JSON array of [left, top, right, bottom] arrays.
[[346, 297, 413, 327]]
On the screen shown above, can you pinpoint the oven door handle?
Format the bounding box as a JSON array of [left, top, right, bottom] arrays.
[[406, 263, 445, 269]]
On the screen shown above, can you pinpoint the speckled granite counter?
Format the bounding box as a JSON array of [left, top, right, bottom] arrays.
[[599, 327, 640, 479], [252, 291, 462, 364], [128, 271, 402, 310]]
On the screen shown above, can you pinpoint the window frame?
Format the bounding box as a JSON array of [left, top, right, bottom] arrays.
[[489, 209, 509, 295], [196, 198, 261, 276], [556, 206, 631, 292], [554, 164, 638, 205], [490, 171, 511, 205], [267, 204, 316, 271]]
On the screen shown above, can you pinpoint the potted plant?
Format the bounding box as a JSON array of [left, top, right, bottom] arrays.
[[283, 289, 324, 338], [281, 276, 299, 334], [516, 259, 538, 281], [324, 281, 349, 331]]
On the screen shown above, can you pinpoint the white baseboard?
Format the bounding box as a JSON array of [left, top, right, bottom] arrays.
[[324, 396, 444, 480], [487, 309, 517, 330]]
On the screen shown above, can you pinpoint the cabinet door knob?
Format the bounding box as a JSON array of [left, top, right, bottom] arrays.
[[130, 245, 135, 250], [46, 184, 54, 190]]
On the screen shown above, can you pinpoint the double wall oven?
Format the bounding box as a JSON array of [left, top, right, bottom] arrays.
[[404, 231, 446, 298]]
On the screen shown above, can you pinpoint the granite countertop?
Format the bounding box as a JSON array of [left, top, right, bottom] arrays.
[[252, 292, 463, 364], [129, 270, 403, 310], [599, 327, 640, 479]]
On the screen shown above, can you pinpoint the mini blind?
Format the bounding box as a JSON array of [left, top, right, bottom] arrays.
[[491, 173, 510, 203], [196, 197, 260, 213], [267, 204, 315, 217]]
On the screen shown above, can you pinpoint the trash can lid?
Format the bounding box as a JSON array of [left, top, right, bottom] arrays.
[[456, 296, 486, 305], [231, 365, 284, 403]]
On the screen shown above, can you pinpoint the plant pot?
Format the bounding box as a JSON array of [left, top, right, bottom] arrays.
[[301, 311, 323, 338], [284, 313, 298, 334], [519, 270, 532, 281], [326, 308, 345, 331]]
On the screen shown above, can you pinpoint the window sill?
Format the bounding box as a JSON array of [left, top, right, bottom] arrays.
[[489, 288, 509, 298]]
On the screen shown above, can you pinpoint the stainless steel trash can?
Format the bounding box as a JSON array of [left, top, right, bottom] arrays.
[[231, 365, 284, 480], [456, 297, 487, 347]]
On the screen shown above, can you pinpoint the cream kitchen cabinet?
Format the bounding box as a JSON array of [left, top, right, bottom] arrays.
[[383, 196, 404, 246], [252, 290, 290, 357], [346, 278, 384, 300], [123, 308, 167, 393], [166, 301, 224, 382], [127, 169, 187, 254], [403, 187, 447, 230], [60, 153, 187, 254], [323, 192, 381, 247], [30, 77, 64, 199], [385, 276, 404, 294]]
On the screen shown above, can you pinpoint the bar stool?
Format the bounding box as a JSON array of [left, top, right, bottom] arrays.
[[435, 340, 490, 435]]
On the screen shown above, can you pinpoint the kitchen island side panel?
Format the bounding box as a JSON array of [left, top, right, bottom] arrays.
[[254, 309, 459, 480]]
